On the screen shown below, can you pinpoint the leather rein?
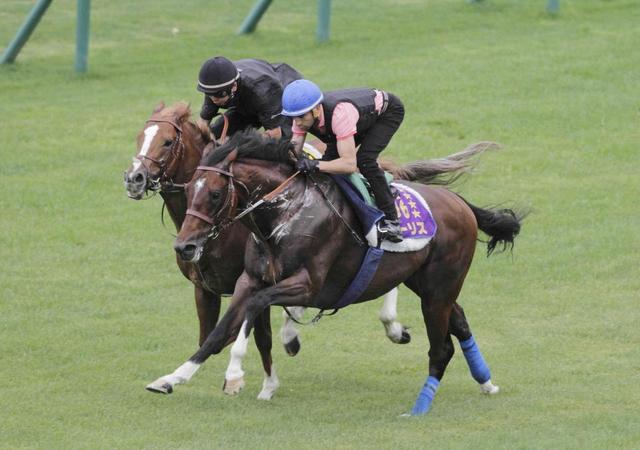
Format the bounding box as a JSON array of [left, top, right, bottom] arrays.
[[185, 164, 301, 240]]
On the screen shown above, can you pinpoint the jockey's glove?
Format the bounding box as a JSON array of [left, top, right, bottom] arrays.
[[296, 157, 320, 173]]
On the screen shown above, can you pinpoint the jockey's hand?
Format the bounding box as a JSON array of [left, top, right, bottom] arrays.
[[296, 157, 320, 173]]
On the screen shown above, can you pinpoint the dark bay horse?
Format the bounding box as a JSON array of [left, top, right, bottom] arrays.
[[123, 103, 423, 398], [146, 130, 524, 415]]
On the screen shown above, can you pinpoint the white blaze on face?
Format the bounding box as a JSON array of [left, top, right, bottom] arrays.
[[194, 178, 206, 194], [133, 124, 159, 171]]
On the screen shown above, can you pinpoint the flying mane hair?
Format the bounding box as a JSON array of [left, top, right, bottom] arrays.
[[203, 129, 294, 166]]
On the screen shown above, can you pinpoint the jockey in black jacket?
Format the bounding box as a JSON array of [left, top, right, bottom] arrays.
[[197, 56, 303, 141]]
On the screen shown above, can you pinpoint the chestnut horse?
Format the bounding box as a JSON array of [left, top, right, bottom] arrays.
[[146, 130, 524, 415]]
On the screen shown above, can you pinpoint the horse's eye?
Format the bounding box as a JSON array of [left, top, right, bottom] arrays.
[[163, 139, 173, 147], [210, 191, 222, 202]]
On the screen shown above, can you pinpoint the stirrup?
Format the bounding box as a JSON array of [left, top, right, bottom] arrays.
[[377, 220, 403, 243]]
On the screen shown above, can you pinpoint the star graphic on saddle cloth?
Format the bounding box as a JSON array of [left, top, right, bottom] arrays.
[[408, 199, 417, 209], [412, 210, 422, 218], [403, 192, 412, 200]]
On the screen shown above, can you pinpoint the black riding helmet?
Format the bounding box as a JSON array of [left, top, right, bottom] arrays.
[[197, 56, 240, 96]]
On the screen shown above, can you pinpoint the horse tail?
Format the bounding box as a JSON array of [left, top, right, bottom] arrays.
[[380, 141, 500, 186], [461, 197, 528, 256]]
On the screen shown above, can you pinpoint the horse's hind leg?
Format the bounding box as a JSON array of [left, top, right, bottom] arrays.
[[449, 303, 499, 394], [280, 306, 304, 356], [409, 294, 456, 415], [378, 288, 411, 344]]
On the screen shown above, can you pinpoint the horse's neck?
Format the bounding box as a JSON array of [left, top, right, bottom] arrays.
[[162, 121, 207, 229], [160, 191, 187, 231], [173, 121, 207, 184], [237, 160, 313, 236]]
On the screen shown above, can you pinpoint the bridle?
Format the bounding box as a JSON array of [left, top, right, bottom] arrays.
[[133, 119, 187, 194], [185, 163, 300, 240], [134, 115, 230, 196]]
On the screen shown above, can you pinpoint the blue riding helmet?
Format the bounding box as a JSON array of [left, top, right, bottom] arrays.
[[281, 79, 324, 116]]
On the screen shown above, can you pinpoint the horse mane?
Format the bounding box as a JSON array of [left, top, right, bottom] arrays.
[[152, 101, 212, 145], [203, 129, 293, 166]]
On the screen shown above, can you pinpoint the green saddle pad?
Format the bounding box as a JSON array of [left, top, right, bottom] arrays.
[[347, 172, 394, 207]]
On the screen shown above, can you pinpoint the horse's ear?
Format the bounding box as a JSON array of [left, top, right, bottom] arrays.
[[152, 101, 165, 114], [173, 101, 192, 124]]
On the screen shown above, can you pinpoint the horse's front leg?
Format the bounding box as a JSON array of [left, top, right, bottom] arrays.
[[194, 287, 221, 346], [223, 306, 280, 399], [223, 269, 313, 399], [146, 277, 251, 395]]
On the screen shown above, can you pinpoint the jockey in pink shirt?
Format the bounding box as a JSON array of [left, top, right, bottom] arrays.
[[282, 80, 405, 243]]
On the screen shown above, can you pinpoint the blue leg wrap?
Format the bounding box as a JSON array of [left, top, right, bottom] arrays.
[[460, 336, 491, 384], [411, 376, 440, 415]]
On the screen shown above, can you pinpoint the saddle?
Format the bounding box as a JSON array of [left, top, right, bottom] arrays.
[[333, 173, 437, 253]]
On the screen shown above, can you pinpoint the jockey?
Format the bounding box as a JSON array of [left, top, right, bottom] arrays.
[[281, 79, 404, 243], [197, 56, 303, 141]]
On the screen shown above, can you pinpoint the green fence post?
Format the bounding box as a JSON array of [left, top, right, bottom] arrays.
[[75, 0, 91, 73], [547, 0, 559, 14], [1, 0, 53, 64], [237, 0, 273, 34], [316, 0, 331, 42]]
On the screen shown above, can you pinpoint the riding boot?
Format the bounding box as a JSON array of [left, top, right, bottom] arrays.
[[365, 172, 403, 243]]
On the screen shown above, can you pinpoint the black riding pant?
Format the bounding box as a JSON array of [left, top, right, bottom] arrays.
[[211, 109, 294, 141], [323, 93, 405, 220]]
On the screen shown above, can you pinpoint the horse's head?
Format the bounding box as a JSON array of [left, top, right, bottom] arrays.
[[174, 148, 241, 262], [124, 101, 193, 200]]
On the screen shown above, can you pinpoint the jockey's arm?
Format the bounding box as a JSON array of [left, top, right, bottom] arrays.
[[317, 136, 358, 174]]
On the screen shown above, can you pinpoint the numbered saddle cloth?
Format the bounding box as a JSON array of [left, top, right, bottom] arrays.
[[332, 175, 437, 253], [372, 183, 437, 252]]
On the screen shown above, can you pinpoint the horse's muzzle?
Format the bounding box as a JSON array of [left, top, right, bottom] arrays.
[[124, 169, 147, 200]]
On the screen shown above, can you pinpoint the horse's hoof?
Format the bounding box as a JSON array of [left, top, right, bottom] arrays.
[[480, 380, 499, 395], [399, 328, 411, 344], [284, 337, 301, 356], [223, 377, 245, 395], [257, 389, 275, 401], [146, 380, 173, 394]]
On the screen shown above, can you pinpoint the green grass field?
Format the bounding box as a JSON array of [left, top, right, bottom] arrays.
[[1, 0, 639, 448]]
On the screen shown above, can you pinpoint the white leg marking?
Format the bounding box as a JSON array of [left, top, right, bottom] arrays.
[[280, 307, 304, 345], [134, 124, 159, 171], [146, 360, 200, 393], [480, 380, 500, 395], [379, 288, 404, 343], [257, 366, 280, 400], [225, 321, 249, 382]]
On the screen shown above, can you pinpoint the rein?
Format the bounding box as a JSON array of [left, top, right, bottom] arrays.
[[185, 164, 301, 240], [307, 173, 366, 247]]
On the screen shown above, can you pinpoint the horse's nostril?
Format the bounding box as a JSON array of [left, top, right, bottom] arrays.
[[134, 173, 145, 184], [176, 244, 197, 261]]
